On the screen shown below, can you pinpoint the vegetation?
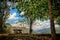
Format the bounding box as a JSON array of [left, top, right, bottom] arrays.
[[53, 0, 60, 25], [17, 0, 49, 34], [5, 23, 14, 34], [0, 0, 10, 33], [0, 0, 60, 40]]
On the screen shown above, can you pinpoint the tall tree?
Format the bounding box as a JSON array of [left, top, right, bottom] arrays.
[[17, 0, 48, 34], [0, 0, 10, 33], [48, 0, 56, 40], [0, 0, 6, 33]]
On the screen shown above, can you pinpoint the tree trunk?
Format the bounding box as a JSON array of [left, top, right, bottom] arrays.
[[12, 0, 15, 8], [48, 0, 56, 40], [29, 18, 33, 34], [0, 0, 10, 33], [0, 18, 4, 33], [0, 0, 6, 33]]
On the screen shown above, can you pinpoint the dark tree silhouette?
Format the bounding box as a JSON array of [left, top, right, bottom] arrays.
[[48, 0, 56, 40], [0, 0, 10, 33]]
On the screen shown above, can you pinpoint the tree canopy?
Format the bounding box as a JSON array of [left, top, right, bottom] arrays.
[[17, 0, 49, 20]]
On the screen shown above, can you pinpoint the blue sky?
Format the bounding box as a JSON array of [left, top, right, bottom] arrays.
[[6, 7, 25, 24]]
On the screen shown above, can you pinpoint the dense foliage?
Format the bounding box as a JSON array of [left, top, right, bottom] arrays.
[[17, 0, 49, 20]]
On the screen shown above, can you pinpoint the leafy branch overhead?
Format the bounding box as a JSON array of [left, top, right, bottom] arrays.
[[17, 0, 49, 20]]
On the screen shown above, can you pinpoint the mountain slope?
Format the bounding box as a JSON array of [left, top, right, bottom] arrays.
[[34, 27, 60, 34]]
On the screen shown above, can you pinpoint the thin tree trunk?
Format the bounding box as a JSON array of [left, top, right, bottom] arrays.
[[48, 0, 56, 40], [0, 0, 10, 33], [12, 0, 15, 8], [0, 19, 4, 33], [0, 1, 3, 33], [29, 18, 33, 34], [0, 0, 3, 32], [0, 0, 6, 33]]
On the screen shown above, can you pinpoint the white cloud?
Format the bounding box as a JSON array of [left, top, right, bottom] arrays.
[[8, 12, 16, 20], [20, 11, 25, 15], [7, 2, 11, 6], [32, 20, 60, 30]]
